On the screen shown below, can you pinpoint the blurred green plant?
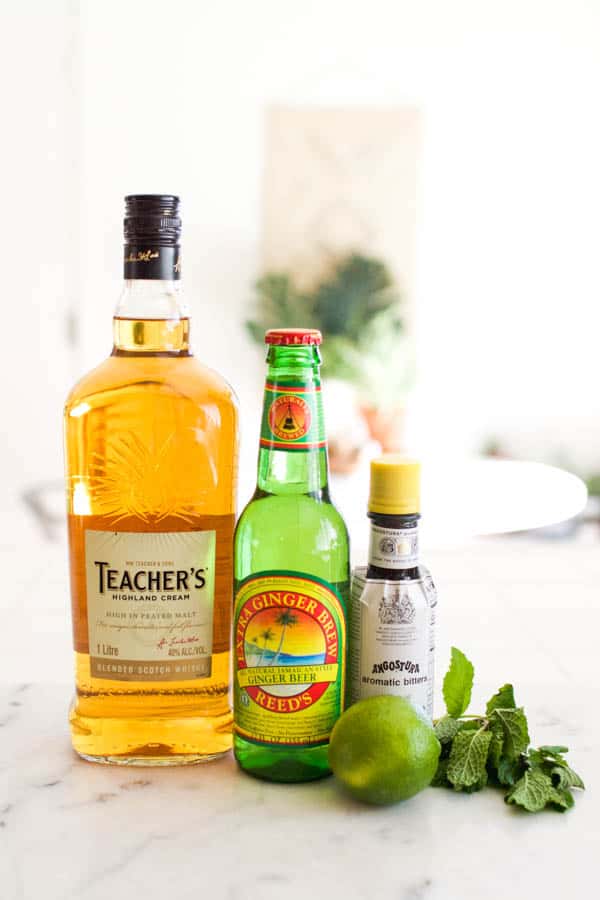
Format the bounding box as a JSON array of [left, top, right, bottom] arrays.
[[586, 473, 600, 497], [246, 253, 413, 409]]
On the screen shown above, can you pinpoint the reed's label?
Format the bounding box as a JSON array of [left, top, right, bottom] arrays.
[[233, 572, 346, 746], [85, 530, 215, 682], [260, 380, 326, 451], [349, 567, 436, 717]]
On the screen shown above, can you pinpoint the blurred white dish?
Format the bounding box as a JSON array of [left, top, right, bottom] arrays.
[[331, 457, 588, 549]]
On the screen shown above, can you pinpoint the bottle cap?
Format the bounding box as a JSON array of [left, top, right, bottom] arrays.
[[369, 455, 420, 515], [124, 194, 181, 245], [265, 329, 322, 346]]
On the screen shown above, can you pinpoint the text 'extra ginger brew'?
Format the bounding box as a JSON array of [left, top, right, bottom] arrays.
[[64, 195, 238, 765], [233, 329, 349, 782]]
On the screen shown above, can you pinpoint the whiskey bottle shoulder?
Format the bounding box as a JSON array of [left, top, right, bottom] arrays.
[[65, 354, 238, 415], [64, 357, 115, 412]]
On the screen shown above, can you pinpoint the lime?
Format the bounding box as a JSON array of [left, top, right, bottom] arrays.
[[328, 696, 440, 805]]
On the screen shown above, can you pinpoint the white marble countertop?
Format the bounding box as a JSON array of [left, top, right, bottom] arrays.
[[1, 516, 598, 899]]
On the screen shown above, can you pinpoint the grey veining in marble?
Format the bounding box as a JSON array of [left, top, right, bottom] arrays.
[[2, 537, 599, 899], [0, 679, 595, 900]]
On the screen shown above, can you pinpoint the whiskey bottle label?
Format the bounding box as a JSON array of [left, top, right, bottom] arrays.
[[259, 380, 326, 452], [85, 529, 215, 682], [233, 572, 346, 746], [349, 568, 436, 717], [123, 244, 181, 280]]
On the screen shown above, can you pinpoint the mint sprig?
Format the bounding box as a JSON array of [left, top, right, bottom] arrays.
[[433, 647, 585, 813]]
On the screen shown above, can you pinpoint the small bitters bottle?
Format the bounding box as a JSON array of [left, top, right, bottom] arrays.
[[349, 456, 437, 718]]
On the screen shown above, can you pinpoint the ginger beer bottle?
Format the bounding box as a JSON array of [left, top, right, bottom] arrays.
[[233, 329, 349, 782]]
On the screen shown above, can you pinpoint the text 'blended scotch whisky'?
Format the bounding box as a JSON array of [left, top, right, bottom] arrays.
[[233, 329, 349, 782], [64, 195, 238, 765]]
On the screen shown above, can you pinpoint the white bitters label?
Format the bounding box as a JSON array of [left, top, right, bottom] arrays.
[[85, 529, 215, 682], [349, 567, 437, 717], [368, 524, 419, 569]]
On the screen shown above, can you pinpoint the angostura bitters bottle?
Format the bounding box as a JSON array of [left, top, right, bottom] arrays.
[[64, 195, 238, 765], [349, 458, 437, 718], [233, 328, 350, 782]]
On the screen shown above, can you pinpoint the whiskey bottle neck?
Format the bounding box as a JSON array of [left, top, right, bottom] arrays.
[[112, 279, 190, 355]]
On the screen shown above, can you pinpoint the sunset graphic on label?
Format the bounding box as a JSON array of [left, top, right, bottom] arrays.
[[268, 395, 311, 441], [234, 573, 345, 745]]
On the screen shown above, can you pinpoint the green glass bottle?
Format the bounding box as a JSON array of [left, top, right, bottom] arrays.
[[233, 328, 350, 782]]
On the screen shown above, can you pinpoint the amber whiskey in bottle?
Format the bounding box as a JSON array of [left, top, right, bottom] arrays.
[[64, 195, 238, 765]]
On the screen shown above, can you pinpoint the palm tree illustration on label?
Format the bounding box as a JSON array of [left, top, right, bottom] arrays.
[[257, 627, 275, 665], [270, 610, 298, 665]]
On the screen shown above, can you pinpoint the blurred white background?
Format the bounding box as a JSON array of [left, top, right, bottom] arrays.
[[3, 0, 600, 492]]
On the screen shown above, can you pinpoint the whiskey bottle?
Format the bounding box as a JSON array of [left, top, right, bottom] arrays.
[[64, 195, 238, 765], [233, 329, 349, 782], [349, 457, 436, 717]]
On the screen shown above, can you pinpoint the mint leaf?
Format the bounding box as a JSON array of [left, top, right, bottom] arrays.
[[435, 716, 464, 745], [505, 766, 578, 813], [528, 748, 551, 768], [505, 768, 554, 812], [548, 787, 575, 811], [529, 746, 567, 767], [538, 745, 569, 757], [486, 684, 516, 715], [497, 756, 524, 787], [550, 764, 585, 791], [489, 708, 529, 760], [431, 758, 450, 787], [447, 728, 492, 790], [458, 719, 483, 731], [443, 647, 474, 717], [527, 746, 585, 791], [488, 715, 505, 769]]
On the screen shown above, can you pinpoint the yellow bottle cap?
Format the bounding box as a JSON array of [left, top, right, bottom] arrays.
[[368, 455, 420, 515]]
